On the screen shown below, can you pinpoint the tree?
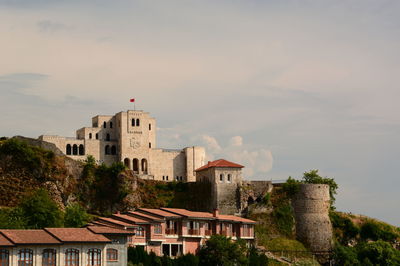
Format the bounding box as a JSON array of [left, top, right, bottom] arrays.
[[357, 240, 400, 265], [64, 203, 91, 227], [0, 207, 26, 229], [198, 235, 248, 266], [19, 189, 63, 228]]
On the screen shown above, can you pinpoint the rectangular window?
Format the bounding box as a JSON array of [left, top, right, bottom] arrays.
[[149, 142, 151, 148], [136, 227, 145, 237], [154, 224, 162, 234], [149, 124, 151, 130]]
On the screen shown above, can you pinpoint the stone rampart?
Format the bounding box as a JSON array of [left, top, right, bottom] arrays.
[[292, 184, 332, 253]]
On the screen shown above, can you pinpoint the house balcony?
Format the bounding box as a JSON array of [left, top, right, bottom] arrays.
[[188, 229, 200, 236], [165, 228, 177, 235]]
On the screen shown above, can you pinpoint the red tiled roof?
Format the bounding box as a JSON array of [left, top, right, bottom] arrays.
[[161, 208, 214, 219], [138, 208, 182, 218], [195, 159, 244, 172], [96, 217, 137, 228], [217, 215, 256, 224], [112, 213, 150, 224], [127, 211, 164, 221], [0, 233, 14, 247], [0, 230, 61, 245], [87, 226, 135, 235], [45, 228, 110, 243]]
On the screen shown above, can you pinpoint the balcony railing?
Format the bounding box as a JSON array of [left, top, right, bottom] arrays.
[[165, 228, 177, 235], [205, 229, 212, 236], [188, 229, 200, 235]]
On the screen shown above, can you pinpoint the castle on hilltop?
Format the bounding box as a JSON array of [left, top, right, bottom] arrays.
[[39, 110, 205, 182]]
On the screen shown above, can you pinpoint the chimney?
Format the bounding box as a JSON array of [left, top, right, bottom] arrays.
[[213, 209, 219, 217]]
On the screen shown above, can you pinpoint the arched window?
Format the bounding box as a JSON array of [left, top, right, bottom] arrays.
[[132, 158, 139, 173], [219, 174, 224, 182], [124, 158, 131, 169], [106, 248, 118, 262], [87, 249, 101, 266], [89, 133, 92, 139], [136, 118, 140, 126], [95, 133, 99, 140], [227, 174, 231, 183], [110, 122, 113, 128], [149, 124, 151, 130], [42, 249, 56, 266], [72, 144, 78, 155], [103, 121, 107, 128], [149, 142, 152, 148], [106, 133, 110, 141], [111, 145, 117, 155], [18, 249, 33, 266], [105, 145, 110, 155], [65, 248, 79, 266], [141, 159, 148, 174], [0, 249, 9, 266], [66, 144, 72, 155], [131, 119, 135, 127], [79, 144, 85, 155]]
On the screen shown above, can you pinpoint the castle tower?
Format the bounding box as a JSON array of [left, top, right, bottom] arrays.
[[292, 184, 333, 255], [195, 159, 244, 214]]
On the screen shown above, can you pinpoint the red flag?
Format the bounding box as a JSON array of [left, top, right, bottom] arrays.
[[130, 98, 135, 102]]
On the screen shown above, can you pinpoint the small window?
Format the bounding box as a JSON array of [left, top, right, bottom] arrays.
[[103, 121, 107, 128], [66, 144, 72, 155], [166, 176, 169, 181], [72, 144, 78, 155], [162, 176, 165, 180], [136, 118, 140, 126], [131, 119, 135, 127], [18, 249, 33, 266], [89, 133, 92, 139], [79, 144, 85, 155], [154, 224, 162, 234], [106, 249, 118, 262], [42, 249, 56, 266], [87, 249, 101, 266], [136, 227, 145, 237], [106, 133, 110, 141], [95, 133, 99, 140], [0, 249, 9, 266], [149, 142, 151, 148], [220, 174, 224, 182], [149, 124, 151, 130], [105, 145, 110, 155], [110, 122, 113, 128], [227, 174, 231, 183]]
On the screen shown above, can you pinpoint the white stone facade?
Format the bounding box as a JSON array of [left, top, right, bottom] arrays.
[[39, 110, 205, 182]]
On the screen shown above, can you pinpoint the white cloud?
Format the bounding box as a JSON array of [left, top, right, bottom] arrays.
[[229, 136, 243, 147]]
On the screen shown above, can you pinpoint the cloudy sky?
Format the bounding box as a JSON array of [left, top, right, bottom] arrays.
[[1, 0, 399, 225]]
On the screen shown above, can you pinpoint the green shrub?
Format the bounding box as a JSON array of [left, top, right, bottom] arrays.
[[273, 204, 294, 237], [64, 203, 91, 227], [19, 189, 63, 229]]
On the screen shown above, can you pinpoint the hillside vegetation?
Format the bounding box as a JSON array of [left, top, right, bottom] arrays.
[[1, 137, 400, 265]]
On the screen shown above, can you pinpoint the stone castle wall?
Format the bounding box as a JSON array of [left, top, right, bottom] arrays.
[[292, 184, 333, 253]]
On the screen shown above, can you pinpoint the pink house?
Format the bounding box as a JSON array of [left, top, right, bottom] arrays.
[[90, 208, 255, 257]]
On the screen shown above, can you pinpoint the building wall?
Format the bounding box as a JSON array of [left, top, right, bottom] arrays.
[[196, 167, 242, 214], [6, 243, 108, 266]]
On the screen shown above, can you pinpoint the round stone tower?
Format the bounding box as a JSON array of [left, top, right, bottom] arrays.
[[292, 184, 333, 253]]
